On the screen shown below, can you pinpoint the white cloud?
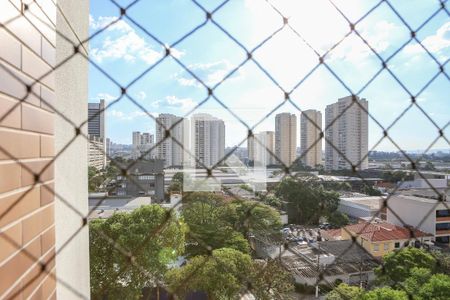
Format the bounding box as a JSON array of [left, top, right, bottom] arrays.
[[175, 60, 242, 87], [136, 91, 147, 100], [107, 109, 148, 121], [89, 15, 161, 64], [152, 96, 197, 111], [404, 22, 450, 60], [92, 92, 118, 103], [327, 20, 403, 63], [164, 44, 185, 59], [89, 15, 185, 65]]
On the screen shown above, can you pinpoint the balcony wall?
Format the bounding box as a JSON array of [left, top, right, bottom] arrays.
[[55, 0, 90, 299], [0, 0, 90, 299], [0, 1, 57, 298]]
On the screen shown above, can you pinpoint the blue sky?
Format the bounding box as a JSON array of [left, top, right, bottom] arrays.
[[88, 0, 449, 152]]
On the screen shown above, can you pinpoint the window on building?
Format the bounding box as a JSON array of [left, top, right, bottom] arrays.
[[373, 244, 379, 251], [394, 242, 400, 248], [436, 210, 450, 217], [384, 243, 389, 251], [436, 223, 450, 231], [436, 236, 450, 244], [138, 175, 155, 180]]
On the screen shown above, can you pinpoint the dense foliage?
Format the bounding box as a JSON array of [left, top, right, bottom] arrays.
[[275, 176, 340, 224], [182, 192, 281, 256], [375, 247, 437, 285], [327, 248, 450, 300], [249, 260, 295, 300], [166, 248, 253, 300], [90, 205, 186, 299]]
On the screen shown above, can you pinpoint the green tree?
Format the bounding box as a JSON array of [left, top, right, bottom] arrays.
[[402, 267, 432, 297], [432, 251, 450, 275], [260, 193, 283, 209], [422, 161, 436, 171], [360, 287, 408, 300], [381, 171, 413, 183], [90, 205, 186, 300], [88, 166, 104, 192], [168, 171, 189, 193], [418, 273, 450, 300], [376, 247, 436, 285], [362, 184, 382, 196], [249, 260, 294, 300], [182, 194, 250, 256], [225, 200, 282, 237], [166, 248, 253, 300], [326, 283, 363, 300], [327, 211, 350, 227], [275, 176, 340, 224]]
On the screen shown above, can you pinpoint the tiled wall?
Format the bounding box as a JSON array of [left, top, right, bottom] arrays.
[[0, 1, 57, 299]]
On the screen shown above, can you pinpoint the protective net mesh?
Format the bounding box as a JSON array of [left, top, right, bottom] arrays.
[[0, 0, 449, 299]]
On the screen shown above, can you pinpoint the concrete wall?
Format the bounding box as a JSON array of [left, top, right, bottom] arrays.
[[387, 196, 436, 237], [399, 179, 448, 189], [55, 0, 90, 298], [338, 201, 375, 219]]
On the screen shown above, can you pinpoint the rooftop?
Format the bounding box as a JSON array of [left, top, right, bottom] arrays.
[[340, 196, 384, 210], [333, 221, 433, 242], [394, 189, 449, 202], [281, 240, 378, 279]]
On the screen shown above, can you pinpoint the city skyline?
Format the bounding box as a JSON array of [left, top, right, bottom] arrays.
[[89, 0, 449, 151]]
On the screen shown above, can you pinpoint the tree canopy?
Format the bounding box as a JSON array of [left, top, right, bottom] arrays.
[[326, 283, 363, 300], [275, 176, 340, 224], [89, 205, 186, 299], [327, 248, 450, 300], [360, 287, 408, 300], [166, 248, 253, 300], [181, 192, 281, 256], [375, 247, 436, 285], [327, 211, 350, 227], [249, 260, 294, 300]]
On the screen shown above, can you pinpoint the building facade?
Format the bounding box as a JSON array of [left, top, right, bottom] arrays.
[[275, 113, 297, 166], [88, 99, 105, 139], [88, 99, 106, 169], [324, 221, 432, 257], [88, 135, 107, 169], [248, 131, 275, 166], [155, 113, 187, 167], [387, 194, 450, 244], [325, 96, 368, 170], [300, 109, 322, 168], [132, 131, 155, 160], [115, 160, 165, 201], [191, 113, 225, 168]]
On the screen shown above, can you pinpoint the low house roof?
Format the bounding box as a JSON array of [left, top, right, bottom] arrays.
[[328, 222, 433, 243]]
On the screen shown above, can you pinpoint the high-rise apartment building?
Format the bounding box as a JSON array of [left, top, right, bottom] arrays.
[[191, 113, 225, 167], [88, 99, 106, 169], [88, 99, 105, 139], [248, 131, 275, 166], [275, 113, 297, 166], [132, 131, 141, 146], [132, 131, 155, 160], [325, 96, 369, 170], [155, 114, 187, 167], [300, 110, 322, 168], [141, 132, 153, 145], [132, 131, 154, 146]]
